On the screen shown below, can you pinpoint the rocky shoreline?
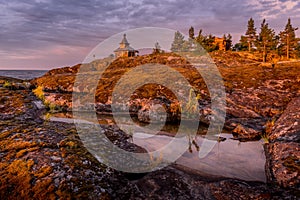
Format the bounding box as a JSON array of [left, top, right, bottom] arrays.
[[1, 51, 299, 199], [0, 77, 296, 199]]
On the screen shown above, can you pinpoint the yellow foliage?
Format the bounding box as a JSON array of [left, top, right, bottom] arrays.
[[33, 86, 45, 101]]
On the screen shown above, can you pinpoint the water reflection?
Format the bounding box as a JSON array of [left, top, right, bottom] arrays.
[[133, 132, 266, 182], [49, 112, 266, 182]]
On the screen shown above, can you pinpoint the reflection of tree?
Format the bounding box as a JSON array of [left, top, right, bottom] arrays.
[[183, 125, 200, 153], [188, 134, 200, 153]]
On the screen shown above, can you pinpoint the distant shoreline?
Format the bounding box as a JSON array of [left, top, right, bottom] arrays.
[[0, 70, 48, 80]]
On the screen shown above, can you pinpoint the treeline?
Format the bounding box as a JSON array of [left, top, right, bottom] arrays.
[[237, 18, 299, 62], [170, 27, 233, 53], [170, 18, 299, 62]]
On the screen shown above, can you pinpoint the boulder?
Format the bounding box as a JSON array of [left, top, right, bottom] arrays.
[[265, 97, 300, 190]]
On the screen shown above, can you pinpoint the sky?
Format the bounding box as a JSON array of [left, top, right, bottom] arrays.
[[1, 0, 300, 70]]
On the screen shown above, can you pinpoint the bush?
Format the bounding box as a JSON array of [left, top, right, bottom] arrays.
[[33, 86, 45, 101], [3, 81, 12, 89]]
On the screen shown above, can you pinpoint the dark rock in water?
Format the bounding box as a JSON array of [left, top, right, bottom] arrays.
[[265, 97, 300, 191], [232, 124, 261, 141]]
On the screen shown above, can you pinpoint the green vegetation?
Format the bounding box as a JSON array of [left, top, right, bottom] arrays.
[[171, 31, 185, 52], [256, 19, 277, 62], [261, 118, 277, 144], [278, 18, 299, 59], [178, 18, 300, 62], [33, 86, 60, 116], [3, 81, 12, 89], [152, 42, 163, 54], [183, 88, 199, 118], [261, 133, 269, 144], [240, 18, 257, 52]]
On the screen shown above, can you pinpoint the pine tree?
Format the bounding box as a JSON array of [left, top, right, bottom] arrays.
[[245, 18, 257, 52], [279, 18, 299, 59], [225, 34, 233, 51], [195, 30, 218, 52], [195, 29, 208, 51], [153, 42, 161, 54], [256, 19, 276, 62], [189, 26, 195, 39], [296, 43, 300, 58], [239, 18, 257, 51], [171, 31, 185, 52], [239, 36, 250, 51], [203, 34, 217, 52], [195, 29, 205, 45]]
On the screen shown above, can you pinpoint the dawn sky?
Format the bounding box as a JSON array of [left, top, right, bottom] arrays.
[[1, 0, 300, 70]]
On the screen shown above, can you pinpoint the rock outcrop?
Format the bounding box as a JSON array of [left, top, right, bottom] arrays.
[[1, 66, 299, 199], [31, 52, 300, 141], [265, 97, 300, 192], [0, 77, 147, 199]]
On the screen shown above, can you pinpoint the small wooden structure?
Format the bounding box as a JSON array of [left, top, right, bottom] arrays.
[[114, 34, 139, 58]]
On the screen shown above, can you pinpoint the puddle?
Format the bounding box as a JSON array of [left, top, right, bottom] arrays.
[[48, 112, 266, 182], [133, 132, 266, 182]]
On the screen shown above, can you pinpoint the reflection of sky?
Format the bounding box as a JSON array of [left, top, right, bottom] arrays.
[[133, 132, 266, 182], [1, 0, 300, 69]]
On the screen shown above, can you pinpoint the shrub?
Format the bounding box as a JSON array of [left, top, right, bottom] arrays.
[[33, 86, 45, 101], [183, 88, 199, 118], [3, 81, 12, 89]]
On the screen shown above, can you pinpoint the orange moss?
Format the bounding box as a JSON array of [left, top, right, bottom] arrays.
[[5, 141, 38, 151], [34, 166, 53, 178], [32, 178, 56, 200], [0, 159, 34, 198], [16, 147, 40, 158]]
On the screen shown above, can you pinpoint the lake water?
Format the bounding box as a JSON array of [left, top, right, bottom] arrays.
[[0, 70, 48, 80]]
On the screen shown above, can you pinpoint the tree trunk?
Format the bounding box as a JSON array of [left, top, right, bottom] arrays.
[[248, 41, 251, 52], [287, 34, 290, 60], [263, 43, 266, 62]]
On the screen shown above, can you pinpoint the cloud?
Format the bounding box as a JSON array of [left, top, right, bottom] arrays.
[[246, 0, 300, 19], [0, 0, 300, 69]]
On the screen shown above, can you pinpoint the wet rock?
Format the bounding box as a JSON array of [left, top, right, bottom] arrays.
[[232, 124, 261, 141]]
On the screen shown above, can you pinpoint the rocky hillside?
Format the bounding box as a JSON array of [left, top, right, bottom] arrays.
[[31, 51, 300, 139]]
